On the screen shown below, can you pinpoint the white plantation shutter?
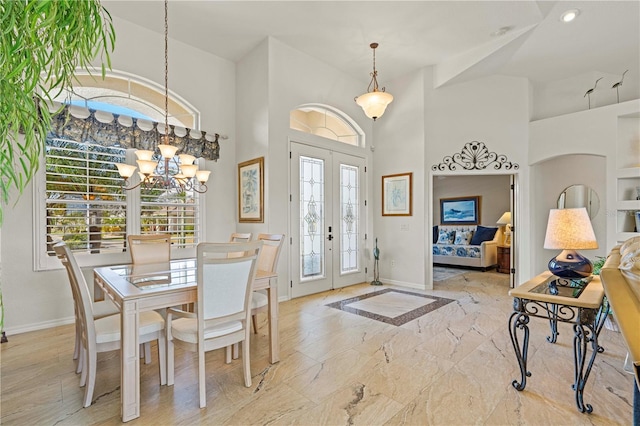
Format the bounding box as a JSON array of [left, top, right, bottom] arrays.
[[43, 138, 201, 261]]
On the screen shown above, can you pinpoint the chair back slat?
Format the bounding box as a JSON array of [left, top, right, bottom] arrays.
[[128, 234, 171, 264]]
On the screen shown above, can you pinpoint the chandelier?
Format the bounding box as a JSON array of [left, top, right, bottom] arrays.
[[116, 0, 210, 193], [354, 43, 393, 121]]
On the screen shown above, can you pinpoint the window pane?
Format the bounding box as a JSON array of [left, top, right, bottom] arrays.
[[340, 164, 359, 273], [299, 156, 324, 279]]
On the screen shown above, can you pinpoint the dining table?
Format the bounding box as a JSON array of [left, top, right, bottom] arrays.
[[93, 258, 279, 422]]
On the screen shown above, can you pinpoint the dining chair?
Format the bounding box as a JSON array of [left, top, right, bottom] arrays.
[[228, 232, 253, 258], [250, 233, 284, 333], [166, 240, 262, 408], [54, 242, 167, 408], [127, 234, 171, 264], [58, 253, 120, 374], [128, 233, 171, 359]]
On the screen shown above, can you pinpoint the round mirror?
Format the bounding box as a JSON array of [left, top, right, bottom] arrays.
[[557, 185, 600, 219]]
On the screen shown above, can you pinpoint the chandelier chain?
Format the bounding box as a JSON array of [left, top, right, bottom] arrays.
[[164, 0, 169, 141]]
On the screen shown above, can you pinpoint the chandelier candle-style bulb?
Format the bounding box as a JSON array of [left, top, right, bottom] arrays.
[[196, 170, 211, 183], [181, 164, 198, 178], [137, 160, 157, 176], [135, 150, 154, 161], [179, 154, 196, 165], [158, 144, 179, 158], [116, 163, 137, 178]]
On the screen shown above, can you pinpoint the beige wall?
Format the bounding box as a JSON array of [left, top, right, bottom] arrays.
[[433, 175, 511, 227]]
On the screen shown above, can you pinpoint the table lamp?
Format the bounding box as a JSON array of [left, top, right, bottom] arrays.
[[543, 207, 598, 279], [496, 211, 512, 246]]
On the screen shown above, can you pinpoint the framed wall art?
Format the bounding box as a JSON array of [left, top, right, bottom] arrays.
[[440, 196, 480, 225], [238, 156, 264, 223], [382, 172, 412, 216]]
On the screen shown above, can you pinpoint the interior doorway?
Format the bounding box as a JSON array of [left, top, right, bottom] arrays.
[[430, 173, 518, 288]]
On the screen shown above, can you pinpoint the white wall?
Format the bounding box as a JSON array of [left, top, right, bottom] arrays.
[[372, 69, 426, 289], [1, 17, 237, 334], [530, 154, 607, 274]]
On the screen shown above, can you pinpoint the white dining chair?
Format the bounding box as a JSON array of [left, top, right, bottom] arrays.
[[127, 234, 171, 264], [59, 255, 120, 373], [54, 242, 166, 408], [250, 233, 284, 333], [166, 240, 262, 408], [128, 233, 171, 360]]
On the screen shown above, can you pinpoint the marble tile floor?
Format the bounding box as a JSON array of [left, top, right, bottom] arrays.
[[1, 270, 635, 425]]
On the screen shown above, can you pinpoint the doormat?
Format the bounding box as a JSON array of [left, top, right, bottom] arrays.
[[326, 288, 455, 326]]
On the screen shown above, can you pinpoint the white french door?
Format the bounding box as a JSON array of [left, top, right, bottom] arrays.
[[290, 142, 366, 298]]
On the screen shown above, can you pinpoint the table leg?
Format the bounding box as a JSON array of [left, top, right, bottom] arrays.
[[545, 303, 559, 344], [267, 279, 279, 363], [572, 307, 599, 414], [121, 300, 141, 422], [593, 303, 608, 353], [509, 298, 531, 391]]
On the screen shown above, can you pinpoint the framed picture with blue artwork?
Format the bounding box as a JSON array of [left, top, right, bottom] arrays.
[[238, 156, 264, 222], [382, 172, 412, 216], [440, 196, 480, 225]]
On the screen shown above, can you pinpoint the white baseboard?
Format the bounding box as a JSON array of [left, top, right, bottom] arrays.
[[5, 316, 75, 337], [378, 278, 426, 290]]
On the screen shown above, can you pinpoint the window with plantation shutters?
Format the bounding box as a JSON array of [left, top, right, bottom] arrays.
[[45, 139, 128, 257], [40, 137, 202, 268]]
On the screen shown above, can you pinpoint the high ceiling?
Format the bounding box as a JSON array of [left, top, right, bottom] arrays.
[[102, 1, 639, 88]]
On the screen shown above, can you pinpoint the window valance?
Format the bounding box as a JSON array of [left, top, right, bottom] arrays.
[[47, 103, 220, 161]]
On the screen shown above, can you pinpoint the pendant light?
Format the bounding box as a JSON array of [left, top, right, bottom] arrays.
[[355, 43, 393, 121]]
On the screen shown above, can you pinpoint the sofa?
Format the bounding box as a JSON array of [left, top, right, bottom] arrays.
[[599, 236, 640, 418], [432, 224, 500, 269]]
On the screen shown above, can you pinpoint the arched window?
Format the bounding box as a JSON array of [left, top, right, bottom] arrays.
[[35, 71, 204, 270], [290, 104, 364, 147]]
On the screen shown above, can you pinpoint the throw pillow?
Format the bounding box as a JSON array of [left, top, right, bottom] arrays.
[[436, 228, 454, 244], [620, 237, 640, 256], [470, 226, 498, 245], [454, 230, 473, 245]]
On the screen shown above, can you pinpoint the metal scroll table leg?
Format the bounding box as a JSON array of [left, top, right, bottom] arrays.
[[509, 299, 531, 391], [593, 302, 608, 353], [545, 303, 559, 343], [572, 307, 599, 413]]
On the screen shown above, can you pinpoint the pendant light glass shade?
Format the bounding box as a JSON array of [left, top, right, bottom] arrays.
[[355, 90, 394, 121]]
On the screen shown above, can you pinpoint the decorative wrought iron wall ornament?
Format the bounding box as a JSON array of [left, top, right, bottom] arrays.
[[431, 141, 519, 172]]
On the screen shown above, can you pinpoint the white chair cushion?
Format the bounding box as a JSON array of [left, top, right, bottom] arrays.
[[94, 311, 164, 344], [251, 290, 268, 310], [170, 318, 243, 344], [92, 300, 119, 318]]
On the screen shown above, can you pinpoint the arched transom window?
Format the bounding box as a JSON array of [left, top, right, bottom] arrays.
[[290, 104, 363, 147]]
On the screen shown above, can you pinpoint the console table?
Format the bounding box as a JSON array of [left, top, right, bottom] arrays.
[[508, 271, 608, 413]]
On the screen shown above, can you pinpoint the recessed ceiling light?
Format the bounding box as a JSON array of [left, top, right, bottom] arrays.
[[560, 9, 580, 23]]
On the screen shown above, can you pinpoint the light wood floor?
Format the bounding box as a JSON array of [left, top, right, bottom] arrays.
[[1, 270, 635, 425]]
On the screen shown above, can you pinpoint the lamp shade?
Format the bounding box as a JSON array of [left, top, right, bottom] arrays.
[[496, 212, 511, 225], [355, 90, 394, 121], [543, 208, 597, 250]]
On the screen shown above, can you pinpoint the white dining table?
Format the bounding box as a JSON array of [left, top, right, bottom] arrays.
[[93, 259, 279, 422]]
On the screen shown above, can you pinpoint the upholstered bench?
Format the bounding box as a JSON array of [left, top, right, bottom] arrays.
[[432, 224, 500, 270]]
